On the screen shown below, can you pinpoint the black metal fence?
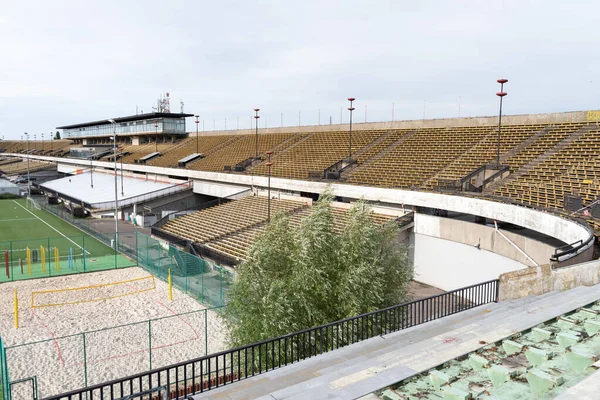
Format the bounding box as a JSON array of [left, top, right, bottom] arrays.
[[44, 279, 499, 400]]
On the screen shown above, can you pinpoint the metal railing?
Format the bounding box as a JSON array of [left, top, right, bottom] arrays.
[[45, 279, 499, 400]]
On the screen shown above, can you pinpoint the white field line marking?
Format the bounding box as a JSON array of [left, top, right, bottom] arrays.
[[12, 200, 90, 254], [0, 218, 37, 222]]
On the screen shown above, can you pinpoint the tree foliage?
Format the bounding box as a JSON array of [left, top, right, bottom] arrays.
[[225, 189, 413, 348]]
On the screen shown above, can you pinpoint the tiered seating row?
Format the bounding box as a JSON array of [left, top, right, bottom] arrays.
[[252, 130, 381, 179], [147, 135, 237, 168], [160, 196, 307, 244], [493, 125, 600, 210], [347, 127, 490, 188], [0, 140, 72, 155], [0, 160, 55, 175], [426, 124, 545, 187], [205, 206, 397, 262], [186, 133, 298, 172]]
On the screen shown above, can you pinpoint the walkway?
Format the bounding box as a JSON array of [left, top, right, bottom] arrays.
[[193, 285, 600, 400]]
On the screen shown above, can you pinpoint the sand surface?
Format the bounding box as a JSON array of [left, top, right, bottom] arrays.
[[0, 267, 228, 399]]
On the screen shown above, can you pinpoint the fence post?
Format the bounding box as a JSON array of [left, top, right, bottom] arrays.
[[82, 332, 88, 388], [83, 236, 86, 272], [148, 320, 152, 371], [135, 232, 139, 266], [9, 241, 13, 281], [204, 309, 208, 356]]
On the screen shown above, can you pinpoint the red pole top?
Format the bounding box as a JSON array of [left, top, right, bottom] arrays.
[[496, 92, 508, 97], [497, 79, 508, 84], [254, 108, 260, 112], [348, 97, 355, 102], [254, 115, 260, 119], [348, 107, 355, 111], [266, 150, 273, 155]]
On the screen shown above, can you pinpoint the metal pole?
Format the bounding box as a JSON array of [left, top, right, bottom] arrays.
[[108, 120, 119, 248], [90, 154, 93, 188], [254, 108, 260, 159], [120, 157, 124, 196], [496, 79, 508, 167], [348, 98, 355, 160], [195, 115, 199, 153], [155, 120, 158, 153], [392, 103, 395, 121], [25, 133, 30, 196], [266, 151, 273, 223]]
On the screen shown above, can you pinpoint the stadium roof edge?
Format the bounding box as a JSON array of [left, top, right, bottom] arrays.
[[56, 112, 195, 130]]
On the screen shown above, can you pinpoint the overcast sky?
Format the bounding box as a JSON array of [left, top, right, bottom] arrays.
[[0, 0, 598, 139]]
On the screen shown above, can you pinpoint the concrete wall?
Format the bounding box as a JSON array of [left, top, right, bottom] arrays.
[[192, 110, 590, 137], [411, 233, 526, 292], [414, 213, 555, 266], [498, 260, 600, 301]]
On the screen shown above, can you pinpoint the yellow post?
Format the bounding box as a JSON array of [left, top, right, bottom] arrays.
[[168, 268, 173, 301], [40, 246, 46, 274], [54, 247, 60, 272], [26, 247, 32, 275], [14, 288, 19, 329]]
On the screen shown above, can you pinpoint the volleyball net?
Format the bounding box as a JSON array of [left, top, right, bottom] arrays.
[[31, 275, 156, 308]]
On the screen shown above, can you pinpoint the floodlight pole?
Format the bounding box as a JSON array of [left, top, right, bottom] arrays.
[[496, 79, 508, 167], [41, 133, 44, 153], [347, 97, 356, 161], [266, 151, 273, 223], [195, 115, 199, 153], [25, 132, 30, 195], [254, 108, 260, 159], [108, 119, 119, 248]]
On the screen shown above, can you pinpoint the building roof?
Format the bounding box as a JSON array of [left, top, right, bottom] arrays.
[[56, 112, 195, 130]]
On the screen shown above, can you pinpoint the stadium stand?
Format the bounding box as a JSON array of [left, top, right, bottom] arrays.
[[146, 135, 236, 167], [185, 132, 299, 172], [492, 123, 600, 210], [345, 126, 491, 187], [0, 160, 55, 175], [0, 140, 71, 155], [203, 204, 398, 262], [159, 195, 309, 245], [249, 130, 383, 179]]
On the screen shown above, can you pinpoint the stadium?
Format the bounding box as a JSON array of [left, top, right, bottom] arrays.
[[1, 95, 600, 400]]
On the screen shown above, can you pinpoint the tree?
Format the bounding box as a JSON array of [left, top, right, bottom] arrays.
[[54, 131, 61, 140], [225, 189, 413, 348]]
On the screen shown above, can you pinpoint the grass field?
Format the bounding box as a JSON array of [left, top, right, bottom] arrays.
[[0, 199, 134, 282]]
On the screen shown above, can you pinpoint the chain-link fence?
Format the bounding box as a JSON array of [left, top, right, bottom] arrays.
[[0, 235, 133, 283], [135, 233, 232, 308], [0, 336, 9, 400], [5, 307, 226, 399]]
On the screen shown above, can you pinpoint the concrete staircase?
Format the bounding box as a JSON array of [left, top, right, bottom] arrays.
[[484, 124, 597, 194]]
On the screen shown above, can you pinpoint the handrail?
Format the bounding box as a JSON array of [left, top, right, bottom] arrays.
[[44, 279, 499, 400]]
